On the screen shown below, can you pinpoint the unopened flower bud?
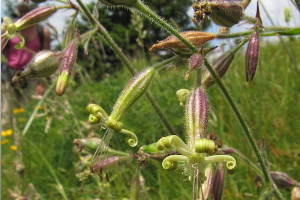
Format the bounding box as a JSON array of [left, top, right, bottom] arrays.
[[185, 87, 209, 150], [131, 167, 141, 200], [62, 22, 76, 49], [74, 138, 102, 153], [185, 53, 203, 80], [15, 6, 57, 31], [176, 89, 191, 107], [245, 32, 259, 82], [221, 148, 234, 155], [56, 39, 78, 96], [199, 164, 213, 200], [270, 171, 300, 189], [149, 31, 216, 51], [212, 163, 225, 200], [109, 67, 156, 121], [12, 51, 62, 85], [201, 51, 235, 89], [98, 0, 138, 7], [91, 156, 125, 173]]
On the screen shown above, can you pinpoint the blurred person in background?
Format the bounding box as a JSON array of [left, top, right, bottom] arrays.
[[1, 0, 51, 129]]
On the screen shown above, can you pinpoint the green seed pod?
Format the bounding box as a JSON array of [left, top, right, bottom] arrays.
[[143, 143, 160, 153], [201, 51, 235, 89], [74, 138, 102, 153], [185, 87, 209, 150], [12, 50, 62, 85], [195, 138, 215, 154], [56, 39, 78, 96], [98, 0, 138, 7], [245, 32, 259, 82], [15, 6, 57, 31], [110, 67, 156, 121]]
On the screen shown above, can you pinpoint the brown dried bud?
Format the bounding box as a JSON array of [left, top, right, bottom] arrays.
[[15, 6, 57, 31], [270, 171, 300, 189], [149, 31, 216, 51], [245, 32, 259, 82], [211, 163, 225, 200], [209, 1, 244, 27], [185, 87, 209, 150], [201, 51, 235, 89]]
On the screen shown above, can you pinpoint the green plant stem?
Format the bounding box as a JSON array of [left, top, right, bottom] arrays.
[[76, 1, 177, 135], [21, 82, 55, 136], [75, 0, 97, 28], [24, 138, 69, 200], [107, 148, 130, 156], [133, 1, 198, 53], [133, 0, 278, 194], [259, 0, 300, 76], [203, 59, 271, 184]]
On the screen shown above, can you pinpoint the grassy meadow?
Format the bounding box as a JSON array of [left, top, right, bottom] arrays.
[[1, 38, 300, 199]]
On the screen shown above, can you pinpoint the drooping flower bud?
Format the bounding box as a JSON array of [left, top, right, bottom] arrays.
[[245, 31, 259, 82], [149, 31, 216, 51], [176, 89, 191, 107], [56, 39, 78, 96], [14, 6, 57, 31], [109, 67, 156, 121], [201, 51, 235, 89], [98, 0, 138, 7], [12, 50, 62, 85], [211, 163, 225, 200], [199, 164, 214, 200], [270, 171, 300, 189], [185, 87, 209, 150]]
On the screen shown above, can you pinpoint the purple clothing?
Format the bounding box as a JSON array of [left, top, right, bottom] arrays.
[[4, 35, 41, 70]]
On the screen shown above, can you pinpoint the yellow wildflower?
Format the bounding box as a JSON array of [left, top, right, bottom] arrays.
[[10, 145, 17, 151], [34, 105, 44, 110], [45, 116, 50, 121], [1, 139, 10, 145], [13, 108, 25, 114]]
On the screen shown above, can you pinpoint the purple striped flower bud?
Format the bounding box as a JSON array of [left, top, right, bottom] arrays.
[[56, 39, 78, 96], [109, 67, 156, 121], [62, 22, 76, 49], [185, 87, 209, 150], [211, 163, 225, 200], [12, 50, 62, 85], [245, 32, 259, 82], [199, 164, 214, 200], [270, 171, 300, 189], [185, 53, 203, 80], [14, 6, 57, 31], [201, 51, 235, 89], [91, 156, 123, 173]]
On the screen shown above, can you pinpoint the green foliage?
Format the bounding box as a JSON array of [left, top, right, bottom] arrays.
[[2, 40, 299, 199]]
